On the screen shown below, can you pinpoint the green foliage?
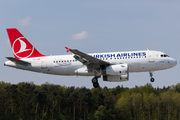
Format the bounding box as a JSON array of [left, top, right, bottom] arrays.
[[0, 81, 180, 120], [94, 105, 115, 120], [172, 83, 180, 92]]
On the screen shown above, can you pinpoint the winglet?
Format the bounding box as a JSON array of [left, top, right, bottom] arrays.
[[65, 47, 71, 52]]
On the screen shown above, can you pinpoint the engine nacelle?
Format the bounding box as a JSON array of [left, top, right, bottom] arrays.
[[105, 64, 128, 75], [103, 74, 129, 82], [103, 64, 129, 82]]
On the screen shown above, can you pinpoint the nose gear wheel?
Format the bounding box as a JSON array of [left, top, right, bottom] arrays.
[[149, 71, 155, 82]]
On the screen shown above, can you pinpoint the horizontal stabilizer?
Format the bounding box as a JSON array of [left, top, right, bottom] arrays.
[[6, 57, 30, 66]]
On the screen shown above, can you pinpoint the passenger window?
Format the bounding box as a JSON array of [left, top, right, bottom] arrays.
[[67, 60, 69, 62]]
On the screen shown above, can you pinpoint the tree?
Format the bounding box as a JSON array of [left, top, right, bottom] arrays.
[[33, 86, 47, 120], [69, 88, 79, 120], [1, 80, 180, 120], [17, 82, 35, 119], [174, 83, 180, 93], [94, 105, 114, 120], [5, 84, 18, 120], [0, 82, 11, 120], [47, 85, 62, 119], [91, 88, 105, 109], [115, 93, 131, 120], [63, 86, 75, 119], [78, 87, 92, 120]]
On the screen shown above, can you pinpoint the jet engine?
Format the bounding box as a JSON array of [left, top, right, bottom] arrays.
[[103, 64, 129, 82]]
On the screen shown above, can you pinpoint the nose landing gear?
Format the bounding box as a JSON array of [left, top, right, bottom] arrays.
[[149, 71, 155, 82]]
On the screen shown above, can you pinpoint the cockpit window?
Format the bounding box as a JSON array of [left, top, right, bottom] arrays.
[[161, 54, 170, 57], [165, 54, 169, 57]]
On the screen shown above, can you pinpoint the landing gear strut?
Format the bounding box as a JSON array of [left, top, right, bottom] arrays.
[[149, 71, 155, 82], [92, 77, 99, 88]]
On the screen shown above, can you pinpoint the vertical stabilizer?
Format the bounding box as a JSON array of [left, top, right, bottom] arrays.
[[7, 28, 45, 59]]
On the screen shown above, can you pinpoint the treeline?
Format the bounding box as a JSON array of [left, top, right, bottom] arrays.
[[0, 81, 180, 120]]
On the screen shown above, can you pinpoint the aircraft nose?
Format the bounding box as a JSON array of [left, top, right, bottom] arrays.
[[171, 59, 177, 67], [174, 60, 177, 66]]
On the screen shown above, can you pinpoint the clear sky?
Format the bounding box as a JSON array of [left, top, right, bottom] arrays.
[[0, 0, 179, 88]]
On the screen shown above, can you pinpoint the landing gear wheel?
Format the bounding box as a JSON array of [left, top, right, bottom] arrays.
[[93, 82, 99, 88], [92, 77, 98, 83], [149, 71, 155, 82], [150, 78, 155, 82], [92, 77, 99, 88]]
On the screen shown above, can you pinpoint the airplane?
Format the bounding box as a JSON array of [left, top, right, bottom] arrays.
[[4, 28, 177, 88]]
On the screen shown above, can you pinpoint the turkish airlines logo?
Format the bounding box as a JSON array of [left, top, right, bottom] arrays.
[[12, 37, 34, 58]]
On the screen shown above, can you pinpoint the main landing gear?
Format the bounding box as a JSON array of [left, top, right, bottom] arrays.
[[149, 71, 155, 82], [92, 77, 99, 88]]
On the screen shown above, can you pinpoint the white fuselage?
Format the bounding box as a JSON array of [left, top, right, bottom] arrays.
[[4, 50, 177, 76]]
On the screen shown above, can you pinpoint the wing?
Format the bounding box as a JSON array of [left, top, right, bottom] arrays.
[[65, 47, 110, 71]]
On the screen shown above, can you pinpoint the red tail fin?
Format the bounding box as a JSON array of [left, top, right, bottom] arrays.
[[6, 28, 45, 59]]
